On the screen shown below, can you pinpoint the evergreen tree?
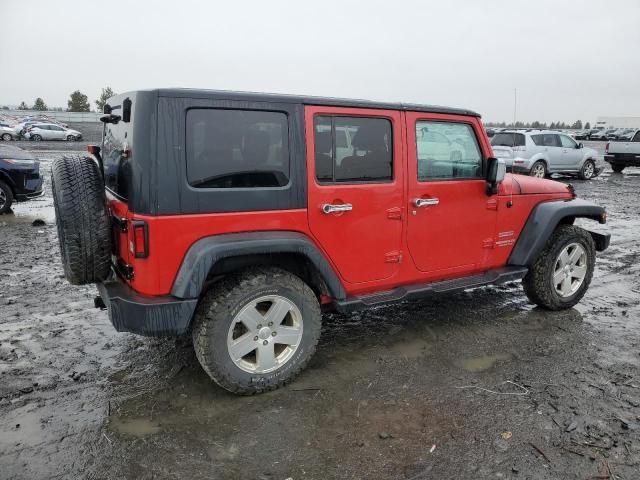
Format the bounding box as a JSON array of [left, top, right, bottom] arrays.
[[33, 98, 47, 111], [67, 90, 90, 112]]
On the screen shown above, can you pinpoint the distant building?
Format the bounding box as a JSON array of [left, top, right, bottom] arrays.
[[595, 116, 640, 129]]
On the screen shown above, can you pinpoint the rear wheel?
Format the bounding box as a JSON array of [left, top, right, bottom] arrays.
[[0, 180, 13, 214], [67, 135, 76, 141], [611, 164, 625, 173], [522, 225, 595, 310], [192, 267, 322, 395], [578, 159, 595, 180], [530, 161, 547, 178], [1, 133, 12, 141]]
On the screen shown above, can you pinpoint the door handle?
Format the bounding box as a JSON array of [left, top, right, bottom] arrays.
[[414, 198, 439, 207], [321, 203, 353, 214]]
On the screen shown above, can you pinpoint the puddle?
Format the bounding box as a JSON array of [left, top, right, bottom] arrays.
[[457, 353, 512, 372], [109, 417, 161, 436]]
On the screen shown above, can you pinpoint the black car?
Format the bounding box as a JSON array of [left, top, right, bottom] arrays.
[[0, 145, 43, 213]]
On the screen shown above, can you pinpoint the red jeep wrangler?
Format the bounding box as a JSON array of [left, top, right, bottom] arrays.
[[51, 89, 610, 394]]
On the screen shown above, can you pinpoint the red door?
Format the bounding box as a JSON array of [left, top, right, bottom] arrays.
[[405, 113, 497, 277], [306, 106, 404, 284]]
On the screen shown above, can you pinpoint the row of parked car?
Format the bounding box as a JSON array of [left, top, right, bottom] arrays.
[[585, 128, 637, 141], [486, 127, 638, 142], [0, 119, 83, 142]]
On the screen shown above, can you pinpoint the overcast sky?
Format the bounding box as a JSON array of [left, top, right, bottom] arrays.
[[1, 0, 639, 123]]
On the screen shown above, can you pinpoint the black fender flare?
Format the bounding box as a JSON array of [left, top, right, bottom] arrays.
[[171, 231, 346, 300], [508, 198, 608, 266]]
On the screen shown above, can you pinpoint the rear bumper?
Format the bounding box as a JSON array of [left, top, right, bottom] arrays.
[[96, 276, 198, 337], [605, 154, 640, 166]]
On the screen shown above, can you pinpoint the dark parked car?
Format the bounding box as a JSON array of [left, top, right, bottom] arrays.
[[0, 145, 44, 213]]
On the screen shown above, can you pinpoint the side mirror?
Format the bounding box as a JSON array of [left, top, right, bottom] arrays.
[[577, 142, 583, 149], [486, 157, 506, 195]]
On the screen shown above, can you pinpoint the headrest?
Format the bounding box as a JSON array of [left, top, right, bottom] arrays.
[[351, 124, 388, 151]]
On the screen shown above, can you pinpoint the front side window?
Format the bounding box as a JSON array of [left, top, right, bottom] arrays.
[[559, 134, 577, 148], [415, 121, 483, 180], [186, 109, 289, 188], [314, 116, 392, 183]]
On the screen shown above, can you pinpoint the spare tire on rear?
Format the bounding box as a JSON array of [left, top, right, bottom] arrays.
[[51, 155, 112, 285]]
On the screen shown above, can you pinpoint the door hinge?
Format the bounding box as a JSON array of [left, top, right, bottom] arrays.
[[482, 238, 495, 249], [386, 207, 402, 220], [385, 251, 403, 263], [486, 198, 498, 210]]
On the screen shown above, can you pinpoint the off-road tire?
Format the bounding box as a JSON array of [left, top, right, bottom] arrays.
[[192, 267, 322, 395], [578, 159, 596, 180], [522, 225, 595, 310], [0, 180, 13, 214], [611, 164, 625, 173], [51, 156, 112, 285]]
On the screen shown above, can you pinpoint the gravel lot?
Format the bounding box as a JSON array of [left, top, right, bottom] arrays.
[[0, 143, 638, 480]]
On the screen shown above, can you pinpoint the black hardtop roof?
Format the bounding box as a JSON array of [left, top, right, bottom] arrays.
[[130, 88, 481, 117]]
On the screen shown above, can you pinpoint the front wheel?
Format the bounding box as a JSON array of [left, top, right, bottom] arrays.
[[522, 225, 595, 310], [192, 267, 322, 395], [530, 161, 547, 178], [0, 180, 13, 213], [1, 133, 12, 141], [32, 134, 42, 141], [579, 159, 596, 180], [67, 135, 76, 141]]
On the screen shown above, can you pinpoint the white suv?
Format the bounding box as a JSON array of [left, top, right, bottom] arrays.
[[490, 130, 599, 179]]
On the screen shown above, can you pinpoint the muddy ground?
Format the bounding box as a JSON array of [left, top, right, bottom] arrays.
[[0, 144, 638, 480]]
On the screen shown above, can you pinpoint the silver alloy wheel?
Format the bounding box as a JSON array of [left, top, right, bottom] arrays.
[[531, 163, 546, 178], [553, 242, 587, 298], [227, 295, 303, 374], [0, 189, 6, 209], [33, 135, 41, 141], [1, 133, 11, 141], [583, 161, 595, 179]]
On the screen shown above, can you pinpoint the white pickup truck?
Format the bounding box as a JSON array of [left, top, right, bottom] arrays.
[[605, 130, 640, 173]]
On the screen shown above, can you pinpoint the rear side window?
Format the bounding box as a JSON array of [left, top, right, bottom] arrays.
[[633, 131, 640, 142], [531, 134, 561, 147], [186, 109, 289, 188], [314, 116, 392, 183], [416, 121, 483, 180], [491, 133, 525, 147]]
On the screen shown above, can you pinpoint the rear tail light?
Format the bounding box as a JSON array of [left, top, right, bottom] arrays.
[[130, 220, 149, 258], [605, 142, 609, 154], [87, 144, 101, 155]]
